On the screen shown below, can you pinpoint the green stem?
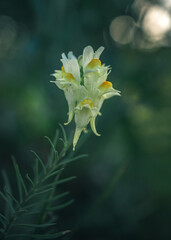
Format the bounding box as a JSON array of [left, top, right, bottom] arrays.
[[34, 145, 69, 231]]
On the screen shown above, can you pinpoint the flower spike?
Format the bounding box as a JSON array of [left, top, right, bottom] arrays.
[[51, 46, 120, 150]]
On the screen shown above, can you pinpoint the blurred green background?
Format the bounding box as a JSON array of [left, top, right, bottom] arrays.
[[0, 0, 171, 239]]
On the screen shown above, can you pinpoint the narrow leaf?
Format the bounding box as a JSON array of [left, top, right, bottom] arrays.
[[58, 123, 67, 144], [34, 158, 39, 183], [58, 154, 87, 167], [0, 213, 7, 228], [31, 150, 46, 174], [44, 136, 57, 157], [0, 191, 14, 214], [7, 232, 64, 239], [2, 170, 12, 218], [15, 165, 27, 196], [0, 218, 6, 228], [33, 188, 54, 196], [25, 173, 34, 187], [49, 199, 74, 211], [12, 156, 23, 202], [13, 223, 56, 228], [0, 214, 7, 222], [48, 129, 59, 166], [51, 191, 70, 202], [43, 168, 64, 181], [39, 176, 76, 191], [57, 176, 76, 185], [4, 187, 20, 206]]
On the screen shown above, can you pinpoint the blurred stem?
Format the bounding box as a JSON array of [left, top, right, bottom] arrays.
[[75, 164, 127, 230], [88, 165, 126, 214]]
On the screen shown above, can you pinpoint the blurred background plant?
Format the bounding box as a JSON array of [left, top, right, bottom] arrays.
[[0, 0, 171, 239]]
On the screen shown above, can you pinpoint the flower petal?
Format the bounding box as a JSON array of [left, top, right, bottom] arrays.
[[103, 90, 121, 99], [61, 53, 80, 84], [73, 105, 93, 150], [68, 51, 76, 59], [67, 58, 80, 84], [84, 70, 108, 91], [64, 86, 76, 125], [61, 53, 69, 72], [75, 101, 94, 129], [76, 86, 89, 104], [78, 55, 83, 67], [82, 46, 94, 70], [96, 71, 108, 87], [93, 46, 104, 59]]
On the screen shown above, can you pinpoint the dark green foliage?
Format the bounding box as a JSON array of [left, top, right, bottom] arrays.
[[0, 126, 87, 240]]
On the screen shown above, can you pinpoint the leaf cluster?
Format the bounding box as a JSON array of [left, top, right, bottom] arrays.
[[0, 124, 87, 240]]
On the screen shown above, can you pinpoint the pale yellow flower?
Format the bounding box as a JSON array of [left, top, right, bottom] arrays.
[[51, 46, 120, 150]]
